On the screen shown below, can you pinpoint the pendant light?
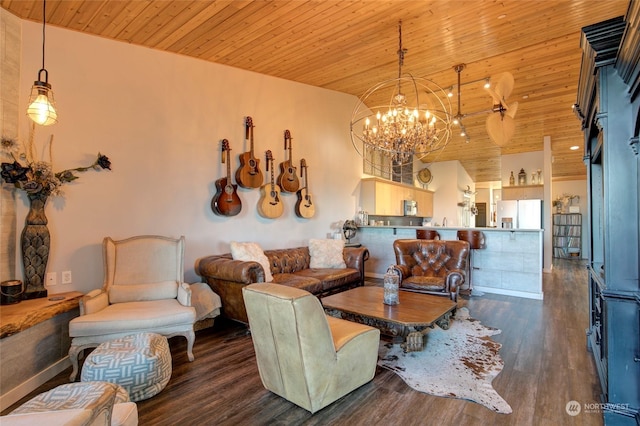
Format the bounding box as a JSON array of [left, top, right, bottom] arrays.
[[350, 21, 452, 168], [26, 0, 58, 126]]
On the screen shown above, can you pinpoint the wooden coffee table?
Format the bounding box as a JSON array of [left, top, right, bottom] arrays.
[[322, 286, 457, 352]]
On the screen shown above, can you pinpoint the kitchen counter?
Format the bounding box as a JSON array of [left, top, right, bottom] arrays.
[[354, 226, 543, 300], [359, 225, 543, 232]]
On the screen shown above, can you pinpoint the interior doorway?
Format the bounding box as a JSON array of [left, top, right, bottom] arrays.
[[475, 202, 487, 227]]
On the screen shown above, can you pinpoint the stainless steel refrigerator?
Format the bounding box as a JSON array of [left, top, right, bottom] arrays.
[[496, 199, 542, 229]]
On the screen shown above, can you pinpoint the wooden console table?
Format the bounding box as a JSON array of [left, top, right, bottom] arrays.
[[0, 292, 83, 339], [322, 286, 456, 352]]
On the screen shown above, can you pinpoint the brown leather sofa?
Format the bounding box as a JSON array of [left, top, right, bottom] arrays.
[[195, 246, 369, 323], [391, 239, 469, 302]]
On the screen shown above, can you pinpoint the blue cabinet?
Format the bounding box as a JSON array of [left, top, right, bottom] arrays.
[[576, 6, 640, 424]]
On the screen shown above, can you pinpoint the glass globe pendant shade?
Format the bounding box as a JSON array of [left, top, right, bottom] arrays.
[[27, 75, 58, 126]]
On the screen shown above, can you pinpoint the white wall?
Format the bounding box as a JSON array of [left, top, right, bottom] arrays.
[[15, 21, 363, 294], [501, 151, 545, 187], [428, 160, 473, 227]]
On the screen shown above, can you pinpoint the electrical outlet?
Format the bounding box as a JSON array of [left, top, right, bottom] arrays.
[[46, 272, 57, 286], [62, 270, 72, 284]]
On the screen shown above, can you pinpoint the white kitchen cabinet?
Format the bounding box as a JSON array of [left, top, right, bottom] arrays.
[[502, 185, 543, 200], [361, 178, 433, 217]]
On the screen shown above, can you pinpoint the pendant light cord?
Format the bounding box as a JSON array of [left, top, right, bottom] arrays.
[[457, 65, 462, 117], [41, 0, 46, 70], [397, 21, 405, 79]]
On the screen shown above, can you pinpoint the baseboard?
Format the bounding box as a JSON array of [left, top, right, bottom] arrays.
[[366, 276, 544, 300], [474, 286, 544, 300], [0, 357, 70, 412]]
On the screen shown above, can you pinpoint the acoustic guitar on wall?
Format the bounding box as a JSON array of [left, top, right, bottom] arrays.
[[276, 130, 300, 193], [257, 150, 284, 219], [212, 139, 242, 217], [295, 158, 315, 219], [235, 116, 263, 188]]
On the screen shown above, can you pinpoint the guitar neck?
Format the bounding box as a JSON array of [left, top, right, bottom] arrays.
[[285, 130, 293, 162], [271, 159, 277, 191], [249, 128, 255, 159], [246, 117, 256, 159], [300, 160, 309, 193]]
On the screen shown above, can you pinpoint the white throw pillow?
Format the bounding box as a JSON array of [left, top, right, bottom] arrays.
[[230, 242, 273, 282], [309, 239, 346, 269]]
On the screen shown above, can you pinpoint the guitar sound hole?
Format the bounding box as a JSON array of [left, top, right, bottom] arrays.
[[225, 185, 234, 195], [270, 190, 280, 205]]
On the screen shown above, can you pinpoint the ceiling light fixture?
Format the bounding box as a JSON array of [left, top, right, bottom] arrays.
[[452, 64, 471, 143], [26, 0, 58, 126], [448, 65, 518, 146], [570, 145, 580, 150], [446, 64, 494, 143], [350, 21, 452, 167]]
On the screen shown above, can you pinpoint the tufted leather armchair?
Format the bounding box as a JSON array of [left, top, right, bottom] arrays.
[[391, 239, 470, 302]]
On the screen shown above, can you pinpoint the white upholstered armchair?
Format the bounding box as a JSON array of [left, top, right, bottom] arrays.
[[68, 235, 221, 381], [242, 283, 380, 413]]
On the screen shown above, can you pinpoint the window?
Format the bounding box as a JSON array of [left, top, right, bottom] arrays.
[[364, 147, 413, 185]]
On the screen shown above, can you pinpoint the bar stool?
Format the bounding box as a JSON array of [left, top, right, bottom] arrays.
[[416, 229, 441, 240], [456, 230, 486, 294]]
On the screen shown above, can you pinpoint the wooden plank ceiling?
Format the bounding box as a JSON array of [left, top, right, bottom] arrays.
[[1, 0, 630, 183]]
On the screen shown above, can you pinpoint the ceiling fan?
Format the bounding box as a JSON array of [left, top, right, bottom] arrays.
[[485, 72, 518, 147], [450, 65, 518, 147]]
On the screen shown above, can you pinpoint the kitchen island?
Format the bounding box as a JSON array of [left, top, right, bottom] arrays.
[[354, 226, 543, 300]]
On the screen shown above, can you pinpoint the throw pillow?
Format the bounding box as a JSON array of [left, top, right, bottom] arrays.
[[309, 239, 346, 269], [230, 242, 273, 282]]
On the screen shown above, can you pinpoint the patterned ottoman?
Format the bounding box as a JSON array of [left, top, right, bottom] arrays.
[[7, 381, 134, 426], [81, 332, 172, 402]]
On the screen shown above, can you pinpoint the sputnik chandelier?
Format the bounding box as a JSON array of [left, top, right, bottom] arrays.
[[350, 21, 452, 167]]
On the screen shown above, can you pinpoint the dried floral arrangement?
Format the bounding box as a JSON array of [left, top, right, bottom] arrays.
[[1, 124, 110, 197]]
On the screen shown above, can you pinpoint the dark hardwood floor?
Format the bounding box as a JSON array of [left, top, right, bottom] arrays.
[[4, 259, 603, 425]]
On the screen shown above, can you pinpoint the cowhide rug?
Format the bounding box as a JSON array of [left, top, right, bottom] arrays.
[[377, 307, 512, 414]]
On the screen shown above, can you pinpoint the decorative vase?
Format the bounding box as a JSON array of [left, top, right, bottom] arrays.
[[21, 193, 50, 299], [383, 266, 400, 305]]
